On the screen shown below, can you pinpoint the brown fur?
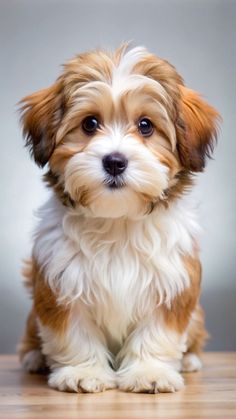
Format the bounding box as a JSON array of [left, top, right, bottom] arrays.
[[162, 254, 205, 344], [133, 52, 183, 112], [33, 267, 70, 334], [18, 308, 41, 361], [18, 258, 71, 361], [177, 86, 220, 172], [44, 170, 74, 208], [20, 80, 64, 167], [187, 304, 208, 354]]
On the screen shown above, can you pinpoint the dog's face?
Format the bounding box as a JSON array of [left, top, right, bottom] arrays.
[[20, 46, 219, 218]]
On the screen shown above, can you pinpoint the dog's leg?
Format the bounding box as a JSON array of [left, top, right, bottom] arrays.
[[40, 306, 116, 393], [182, 304, 208, 372], [116, 312, 186, 393], [21, 258, 116, 392], [18, 260, 47, 372], [117, 254, 202, 393], [18, 308, 46, 373]]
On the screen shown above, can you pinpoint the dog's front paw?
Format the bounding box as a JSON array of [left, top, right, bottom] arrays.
[[118, 360, 184, 393], [48, 365, 116, 393]]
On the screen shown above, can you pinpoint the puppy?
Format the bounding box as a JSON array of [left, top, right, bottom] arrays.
[[18, 45, 219, 393]]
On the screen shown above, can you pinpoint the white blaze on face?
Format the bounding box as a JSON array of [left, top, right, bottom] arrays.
[[111, 47, 168, 102], [112, 47, 149, 95]]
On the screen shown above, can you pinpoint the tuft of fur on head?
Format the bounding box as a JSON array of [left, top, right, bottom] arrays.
[[19, 45, 221, 219]]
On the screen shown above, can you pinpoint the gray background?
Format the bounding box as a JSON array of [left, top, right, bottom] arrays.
[[0, 0, 235, 353]]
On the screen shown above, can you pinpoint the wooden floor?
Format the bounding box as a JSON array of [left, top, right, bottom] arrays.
[[0, 353, 235, 418]]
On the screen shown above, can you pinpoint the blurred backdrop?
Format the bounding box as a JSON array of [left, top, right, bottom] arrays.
[[0, 0, 235, 352]]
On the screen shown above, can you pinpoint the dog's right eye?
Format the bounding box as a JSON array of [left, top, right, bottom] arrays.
[[82, 116, 99, 135]]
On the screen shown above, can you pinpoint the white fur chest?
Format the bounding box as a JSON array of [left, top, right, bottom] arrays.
[[33, 195, 200, 344]]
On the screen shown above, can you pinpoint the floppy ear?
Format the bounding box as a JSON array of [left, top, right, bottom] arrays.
[[19, 81, 64, 167], [177, 86, 220, 172]]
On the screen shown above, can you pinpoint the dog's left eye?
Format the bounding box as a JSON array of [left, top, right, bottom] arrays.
[[82, 116, 99, 135], [138, 118, 154, 137]]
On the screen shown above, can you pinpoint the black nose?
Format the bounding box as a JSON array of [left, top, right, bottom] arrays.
[[102, 152, 128, 176]]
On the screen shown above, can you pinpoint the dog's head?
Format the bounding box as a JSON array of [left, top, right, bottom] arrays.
[[20, 46, 220, 218]]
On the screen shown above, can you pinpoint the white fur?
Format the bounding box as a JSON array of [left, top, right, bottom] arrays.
[[33, 192, 200, 392], [117, 359, 184, 393], [48, 365, 116, 393], [116, 311, 186, 392], [182, 353, 202, 372], [113, 47, 148, 80], [34, 194, 199, 313]]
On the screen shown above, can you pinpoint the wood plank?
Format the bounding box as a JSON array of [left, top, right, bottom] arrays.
[[0, 353, 235, 418]]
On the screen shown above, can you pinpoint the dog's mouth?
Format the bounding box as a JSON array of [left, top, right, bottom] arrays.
[[104, 176, 126, 190]]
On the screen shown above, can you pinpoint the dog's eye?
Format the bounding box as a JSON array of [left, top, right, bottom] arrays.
[[138, 118, 154, 137], [82, 116, 99, 135]]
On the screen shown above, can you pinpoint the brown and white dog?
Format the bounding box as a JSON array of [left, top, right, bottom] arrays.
[[18, 45, 219, 393]]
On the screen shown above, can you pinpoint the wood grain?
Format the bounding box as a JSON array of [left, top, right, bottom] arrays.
[[0, 353, 235, 418]]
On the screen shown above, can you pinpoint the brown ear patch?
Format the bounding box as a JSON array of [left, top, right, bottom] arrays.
[[19, 80, 64, 167], [177, 86, 220, 172]]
